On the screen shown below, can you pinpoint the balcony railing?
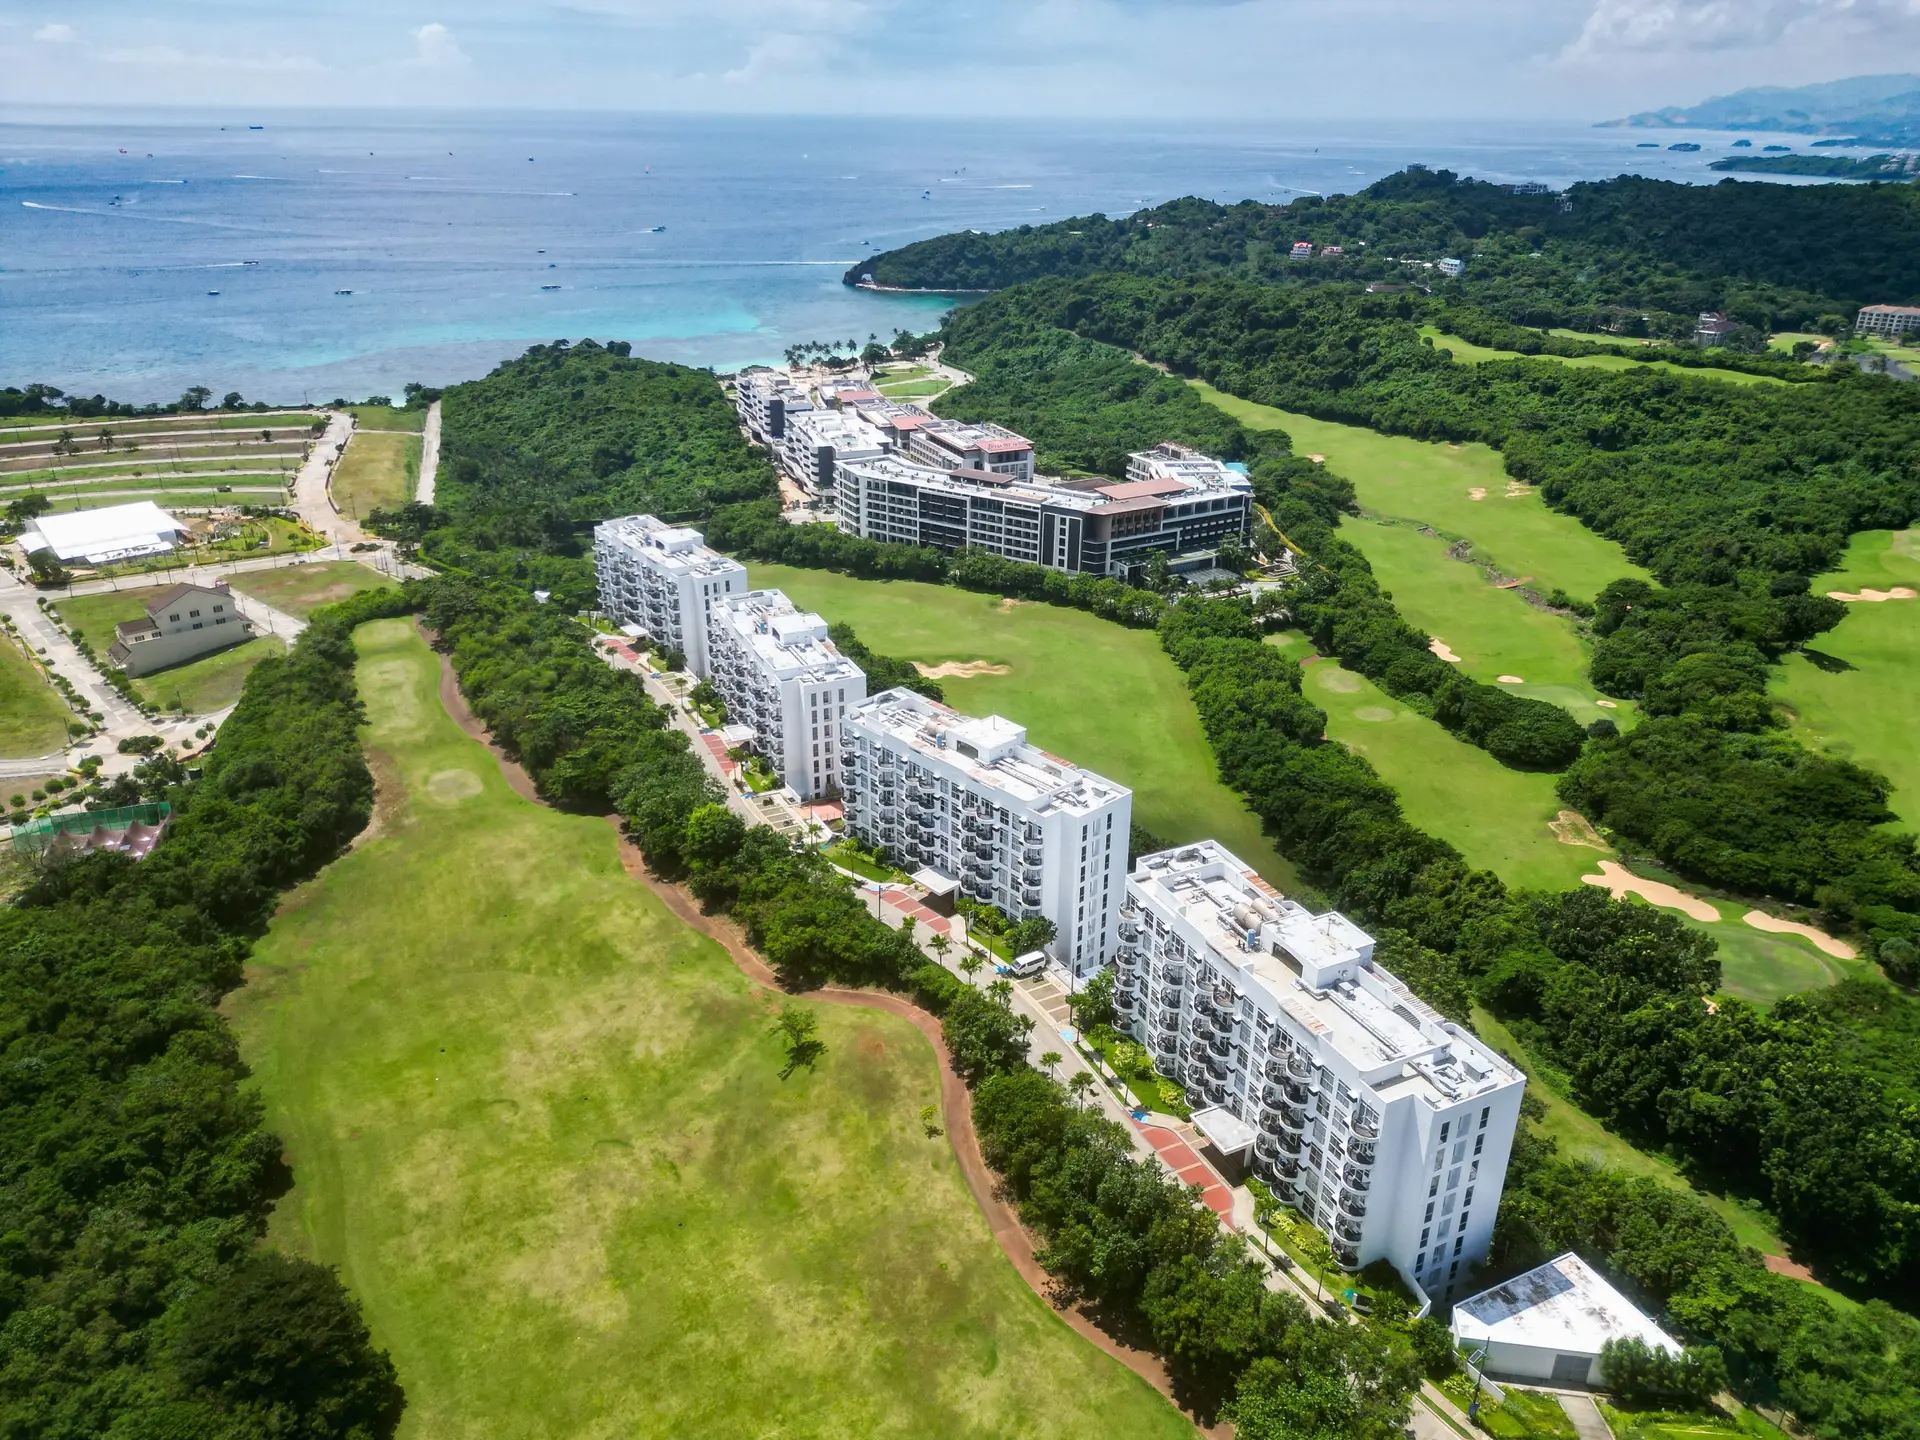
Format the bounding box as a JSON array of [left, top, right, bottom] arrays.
[[1332, 1240, 1361, 1268], [1342, 1166, 1372, 1192], [1352, 1113, 1381, 1140], [1347, 1140, 1377, 1168], [1335, 1217, 1364, 1244], [1289, 1052, 1314, 1079], [1338, 1188, 1368, 1219]]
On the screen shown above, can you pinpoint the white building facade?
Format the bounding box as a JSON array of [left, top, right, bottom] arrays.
[[840, 688, 1131, 975], [778, 408, 890, 501], [592, 514, 747, 679], [707, 589, 866, 801], [1115, 841, 1525, 1302]]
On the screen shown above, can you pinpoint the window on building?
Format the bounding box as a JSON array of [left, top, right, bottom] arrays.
[[1480, 1106, 1490, 1129], [1474, 1134, 1485, 1156], [1428, 1177, 1438, 1198], [1423, 1202, 1434, 1223], [188, 609, 201, 618], [1453, 1239, 1464, 1258], [1439, 1121, 1450, 1144], [168, 613, 180, 621]]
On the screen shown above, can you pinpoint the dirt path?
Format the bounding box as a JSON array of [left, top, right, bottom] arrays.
[[423, 628, 1219, 1434]]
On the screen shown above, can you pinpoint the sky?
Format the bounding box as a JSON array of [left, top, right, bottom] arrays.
[[5, 0, 1920, 119]]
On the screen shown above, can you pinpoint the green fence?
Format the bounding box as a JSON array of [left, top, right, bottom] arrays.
[[11, 801, 172, 852]]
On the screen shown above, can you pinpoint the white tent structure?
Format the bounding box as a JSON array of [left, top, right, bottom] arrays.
[[20, 502, 185, 565], [1451, 1253, 1679, 1388]]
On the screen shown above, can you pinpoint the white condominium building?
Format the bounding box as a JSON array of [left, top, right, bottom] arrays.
[[593, 515, 747, 679], [707, 589, 866, 801], [1116, 841, 1525, 1303], [778, 408, 890, 500], [1127, 442, 1253, 495], [896, 416, 1036, 482], [840, 688, 1131, 975], [736, 370, 812, 443], [1855, 303, 1920, 339]]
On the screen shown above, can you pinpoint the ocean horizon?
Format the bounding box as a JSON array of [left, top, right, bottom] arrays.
[[0, 106, 1820, 405]]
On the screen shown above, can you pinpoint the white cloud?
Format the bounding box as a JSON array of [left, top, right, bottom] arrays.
[[33, 21, 78, 42], [411, 21, 469, 68], [1564, 0, 1920, 57]]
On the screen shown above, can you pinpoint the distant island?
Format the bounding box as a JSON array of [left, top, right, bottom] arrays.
[[1604, 72, 1920, 147], [1709, 152, 1920, 179]]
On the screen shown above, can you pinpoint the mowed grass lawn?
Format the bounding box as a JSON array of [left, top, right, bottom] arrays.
[[1193, 381, 1638, 726], [1270, 633, 1598, 892], [0, 632, 73, 756], [345, 404, 428, 432], [1775, 527, 1920, 829], [752, 562, 1301, 892], [51, 591, 284, 715], [227, 618, 1192, 1440], [1420, 326, 1788, 387], [231, 560, 397, 620], [333, 429, 421, 518]]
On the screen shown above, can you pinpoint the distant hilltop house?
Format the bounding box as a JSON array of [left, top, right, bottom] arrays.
[[1437, 257, 1466, 277], [19, 500, 184, 567], [1290, 241, 1314, 259], [1856, 303, 1920, 339], [1695, 310, 1737, 346], [1319, 244, 1344, 259], [107, 579, 253, 677]]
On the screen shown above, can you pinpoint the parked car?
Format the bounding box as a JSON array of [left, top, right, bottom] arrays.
[[1007, 950, 1047, 978]]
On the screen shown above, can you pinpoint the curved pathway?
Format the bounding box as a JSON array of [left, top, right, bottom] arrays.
[[424, 631, 1220, 1436]]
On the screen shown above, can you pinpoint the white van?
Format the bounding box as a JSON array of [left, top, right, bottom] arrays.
[[1007, 950, 1047, 979]]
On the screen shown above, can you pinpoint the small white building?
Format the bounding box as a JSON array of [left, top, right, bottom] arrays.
[[592, 515, 747, 679], [1437, 257, 1466, 278], [707, 589, 866, 801], [839, 688, 1131, 975], [1116, 840, 1526, 1301], [106, 579, 253, 676], [1451, 1253, 1680, 1388], [20, 501, 184, 566]]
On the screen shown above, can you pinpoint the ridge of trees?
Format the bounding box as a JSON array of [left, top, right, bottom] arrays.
[[850, 166, 1920, 329], [0, 585, 412, 1439]]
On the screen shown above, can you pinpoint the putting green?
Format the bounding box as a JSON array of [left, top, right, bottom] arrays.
[[750, 563, 1300, 892], [228, 618, 1192, 1440], [1774, 527, 1920, 830]]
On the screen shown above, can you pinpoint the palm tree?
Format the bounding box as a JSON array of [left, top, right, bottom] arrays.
[[1067, 1072, 1096, 1109], [959, 953, 984, 987], [987, 978, 1013, 1008], [901, 915, 916, 946], [929, 932, 951, 963], [1040, 1050, 1062, 1079]]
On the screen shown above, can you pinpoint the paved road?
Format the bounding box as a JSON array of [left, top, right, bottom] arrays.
[[291, 411, 366, 546], [416, 400, 441, 503]]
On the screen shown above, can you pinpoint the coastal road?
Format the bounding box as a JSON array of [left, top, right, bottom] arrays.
[[290, 411, 365, 546]]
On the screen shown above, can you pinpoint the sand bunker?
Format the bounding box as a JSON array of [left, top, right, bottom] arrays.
[[914, 660, 1013, 679], [1743, 910, 1857, 959], [1550, 810, 1609, 850], [1505, 481, 1529, 498], [1497, 675, 1524, 684], [1307, 453, 1326, 463], [1827, 586, 1917, 602], [1467, 487, 1487, 501], [1595, 699, 1618, 709], [1429, 639, 1462, 662], [1493, 576, 1532, 590], [1582, 861, 1721, 921]]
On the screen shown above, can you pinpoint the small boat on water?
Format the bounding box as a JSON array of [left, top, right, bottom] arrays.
[[540, 284, 560, 290], [207, 290, 220, 296], [649, 225, 665, 233], [334, 289, 353, 296]]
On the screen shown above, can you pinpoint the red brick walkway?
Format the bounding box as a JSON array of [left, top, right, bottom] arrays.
[[1140, 1124, 1235, 1219]]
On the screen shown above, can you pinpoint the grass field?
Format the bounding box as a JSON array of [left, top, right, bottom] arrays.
[[1774, 527, 1920, 830], [46, 489, 287, 514], [0, 410, 319, 438], [1270, 634, 1598, 892], [1190, 379, 1646, 604], [333, 430, 421, 518], [51, 591, 285, 714], [2, 457, 299, 487], [0, 631, 74, 757], [344, 404, 428, 432], [751, 562, 1302, 893], [879, 380, 950, 398], [1767, 331, 1831, 354], [225, 618, 1194, 1440], [1421, 327, 1787, 387], [230, 560, 397, 620]]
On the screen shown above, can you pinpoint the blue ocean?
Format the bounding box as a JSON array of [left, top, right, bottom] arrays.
[[0, 108, 1794, 404]]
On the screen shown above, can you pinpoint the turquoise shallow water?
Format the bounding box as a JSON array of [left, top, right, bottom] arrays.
[[0, 108, 1773, 404]]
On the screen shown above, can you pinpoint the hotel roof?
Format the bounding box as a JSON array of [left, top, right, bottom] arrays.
[[1453, 1253, 1678, 1358], [595, 514, 744, 580], [714, 589, 863, 685]]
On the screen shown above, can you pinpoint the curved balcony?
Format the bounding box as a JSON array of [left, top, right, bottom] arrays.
[[1347, 1139, 1378, 1168], [1261, 1082, 1292, 1109], [1332, 1240, 1361, 1270], [1203, 1079, 1228, 1105], [1203, 1051, 1230, 1082], [1153, 1007, 1182, 1030], [1187, 1038, 1211, 1064], [1351, 1112, 1380, 1140], [1117, 916, 1139, 942], [1208, 1035, 1235, 1062], [1335, 1217, 1365, 1244], [1151, 1026, 1180, 1050], [1263, 1057, 1291, 1085], [1283, 1080, 1313, 1107], [1189, 1015, 1218, 1042], [1114, 990, 1139, 1015], [1257, 1105, 1290, 1133], [1288, 1051, 1314, 1080], [1273, 1130, 1303, 1159], [1020, 888, 1042, 908], [1338, 1188, 1368, 1219], [1212, 984, 1238, 1010], [1160, 964, 1186, 986], [1341, 1166, 1372, 1192], [1253, 1132, 1282, 1161]]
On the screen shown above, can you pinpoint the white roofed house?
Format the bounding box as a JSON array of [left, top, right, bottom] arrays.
[[19, 501, 184, 566], [1451, 1253, 1681, 1387]]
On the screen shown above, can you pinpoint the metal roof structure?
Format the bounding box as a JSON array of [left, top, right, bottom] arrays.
[[20, 501, 184, 564]]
